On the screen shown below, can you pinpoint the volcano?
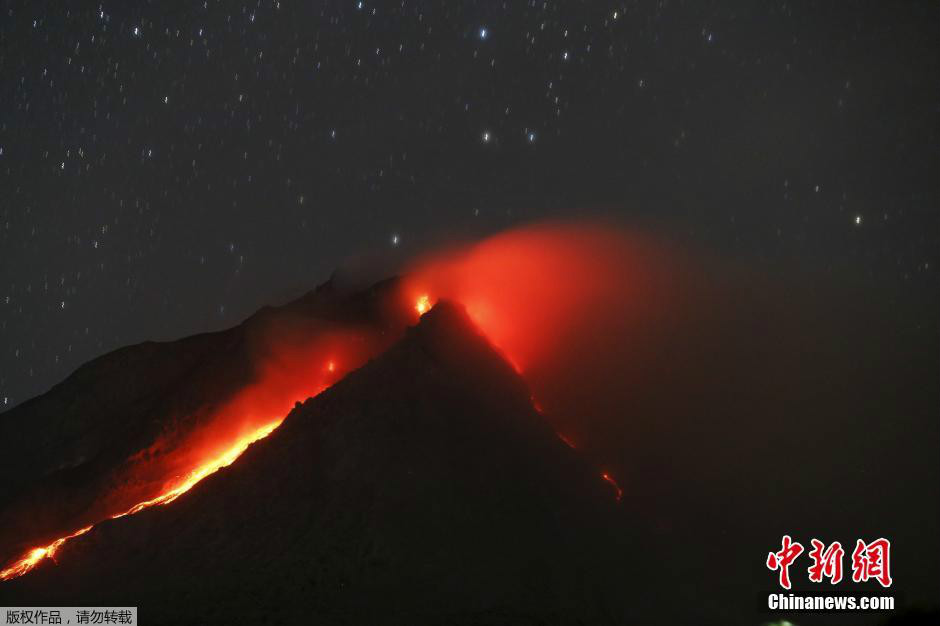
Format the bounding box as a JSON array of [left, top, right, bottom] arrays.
[[0, 288, 638, 624], [2, 231, 937, 626]]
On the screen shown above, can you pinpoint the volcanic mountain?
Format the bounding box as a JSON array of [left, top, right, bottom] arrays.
[[0, 292, 640, 624]]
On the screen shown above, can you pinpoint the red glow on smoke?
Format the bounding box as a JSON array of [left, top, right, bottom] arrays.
[[401, 221, 675, 505], [402, 221, 666, 378]]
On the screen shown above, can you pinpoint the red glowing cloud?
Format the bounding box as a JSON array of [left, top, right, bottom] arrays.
[[399, 221, 691, 504], [402, 221, 681, 381]]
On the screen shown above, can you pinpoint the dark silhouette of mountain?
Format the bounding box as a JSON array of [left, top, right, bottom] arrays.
[[0, 301, 638, 624]]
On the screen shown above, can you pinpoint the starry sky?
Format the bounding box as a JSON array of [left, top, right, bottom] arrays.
[[1, 1, 937, 409]]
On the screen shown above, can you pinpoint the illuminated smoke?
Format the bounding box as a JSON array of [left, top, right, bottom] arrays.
[[402, 221, 664, 500]]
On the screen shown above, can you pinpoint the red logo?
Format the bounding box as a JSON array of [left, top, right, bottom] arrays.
[[807, 539, 844, 584], [766, 536, 892, 588], [766, 535, 804, 589], [851, 538, 892, 588]]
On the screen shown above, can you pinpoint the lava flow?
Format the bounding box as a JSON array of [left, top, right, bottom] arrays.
[[601, 473, 624, 501], [112, 419, 283, 519], [0, 419, 286, 581], [0, 526, 93, 581], [1, 321, 386, 582]]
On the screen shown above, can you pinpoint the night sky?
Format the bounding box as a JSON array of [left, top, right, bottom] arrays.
[[1, 1, 937, 410]]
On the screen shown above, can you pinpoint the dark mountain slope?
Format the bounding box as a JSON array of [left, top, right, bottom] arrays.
[[1, 302, 638, 625]]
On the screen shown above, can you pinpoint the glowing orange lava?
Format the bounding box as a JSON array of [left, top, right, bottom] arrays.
[[112, 420, 283, 519], [601, 472, 623, 501], [0, 526, 93, 581], [415, 294, 432, 315], [0, 420, 285, 582]]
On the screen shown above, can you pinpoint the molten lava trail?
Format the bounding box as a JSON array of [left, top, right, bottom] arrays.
[[0, 419, 285, 581], [112, 420, 282, 519], [601, 473, 623, 501], [0, 526, 93, 582]]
